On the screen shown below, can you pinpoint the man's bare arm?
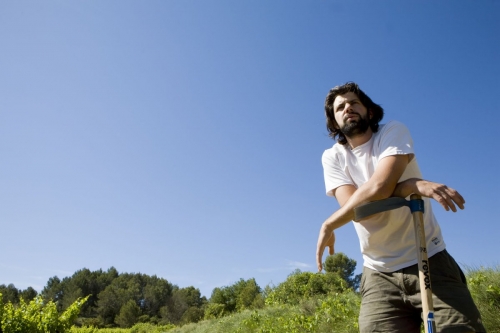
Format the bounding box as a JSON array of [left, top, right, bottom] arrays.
[[316, 154, 410, 271], [318, 185, 356, 257]]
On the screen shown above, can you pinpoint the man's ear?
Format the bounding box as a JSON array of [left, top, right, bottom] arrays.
[[368, 109, 373, 119]]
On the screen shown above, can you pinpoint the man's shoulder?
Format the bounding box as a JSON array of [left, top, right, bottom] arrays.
[[322, 142, 346, 159], [375, 120, 410, 138], [378, 120, 407, 131], [321, 142, 346, 164]]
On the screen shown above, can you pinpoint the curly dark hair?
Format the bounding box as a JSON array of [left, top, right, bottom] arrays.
[[324, 82, 384, 145]]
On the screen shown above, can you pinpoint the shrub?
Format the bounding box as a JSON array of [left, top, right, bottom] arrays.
[[0, 293, 88, 333], [265, 270, 346, 306], [467, 266, 500, 332]]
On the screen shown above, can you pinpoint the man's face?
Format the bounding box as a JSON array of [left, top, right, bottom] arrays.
[[333, 92, 371, 137]]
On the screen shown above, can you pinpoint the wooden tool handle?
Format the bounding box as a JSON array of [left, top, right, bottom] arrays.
[[410, 194, 436, 333]]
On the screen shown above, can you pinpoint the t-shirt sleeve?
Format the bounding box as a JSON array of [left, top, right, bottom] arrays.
[[322, 149, 354, 197], [377, 121, 415, 161]]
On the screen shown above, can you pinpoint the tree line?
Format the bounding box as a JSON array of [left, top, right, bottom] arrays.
[[0, 253, 361, 329]]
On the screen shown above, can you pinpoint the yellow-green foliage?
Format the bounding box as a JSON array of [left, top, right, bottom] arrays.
[[70, 323, 175, 333], [265, 270, 346, 306], [467, 266, 500, 332], [237, 291, 360, 333], [0, 293, 88, 333], [166, 290, 360, 333]]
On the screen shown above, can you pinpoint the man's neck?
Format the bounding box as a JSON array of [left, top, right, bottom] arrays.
[[346, 129, 373, 149]]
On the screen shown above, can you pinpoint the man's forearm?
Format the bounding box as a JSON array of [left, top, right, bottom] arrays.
[[322, 179, 391, 232], [321, 205, 354, 233], [326, 178, 422, 231], [392, 178, 421, 198], [322, 155, 412, 232]]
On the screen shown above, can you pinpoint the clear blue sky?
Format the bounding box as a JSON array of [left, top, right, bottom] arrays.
[[1, 1, 499, 298]]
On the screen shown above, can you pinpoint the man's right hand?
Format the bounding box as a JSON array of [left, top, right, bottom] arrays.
[[316, 227, 335, 272]]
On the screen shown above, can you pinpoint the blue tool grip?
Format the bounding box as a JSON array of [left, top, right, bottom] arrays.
[[409, 199, 424, 213]]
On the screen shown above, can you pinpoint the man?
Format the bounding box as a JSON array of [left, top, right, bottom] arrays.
[[316, 82, 485, 332]]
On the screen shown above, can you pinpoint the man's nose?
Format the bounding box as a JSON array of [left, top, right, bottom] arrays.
[[344, 102, 353, 113]]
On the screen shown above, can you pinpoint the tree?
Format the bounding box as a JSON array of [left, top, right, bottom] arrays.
[[209, 286, 236, 314], [61, 284, 83, 312], [206, 278, 263, 318], [41, 276, 63, 307], [71, 268, 119, 317], [175, 286, 204, 308], [41, 267, 119, 320], [180, 306, 204, 324], [142, 275, 173, 317], [0, 285, 38, 304], [19, 286, 38, 302], [3, 267, 207, 328], [95, 272, 179, 327], [163, 286, 205, 324], [324, 252, 361, 290], [0, 284, 19, 305], [115, 299, 141, 328], [96, 274, 141, 326], [236, 279, 261, 310]]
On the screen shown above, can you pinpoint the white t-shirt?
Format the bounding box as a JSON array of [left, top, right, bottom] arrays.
[[322, 120, 446, 272]]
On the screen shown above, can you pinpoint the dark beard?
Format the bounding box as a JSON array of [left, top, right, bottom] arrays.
[[340, 115, 370, 137]]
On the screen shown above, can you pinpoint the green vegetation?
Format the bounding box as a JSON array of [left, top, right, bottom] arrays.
[[466, 265, 500, 332], [68, 323, 175, 333], [166, 292, 360, 333], [1, 254, 499, 332], [0, 293, 88, 333]]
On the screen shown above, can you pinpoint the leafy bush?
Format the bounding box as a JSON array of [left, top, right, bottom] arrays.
[[0, 293, 88, 333], [203, 303, 226, 320], [265, 270, 346, 306], [466, 266, 500, 332], [238, 291, 360, 333]]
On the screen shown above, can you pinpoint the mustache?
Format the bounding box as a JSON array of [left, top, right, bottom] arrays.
[[344, 112, 360, 121]]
